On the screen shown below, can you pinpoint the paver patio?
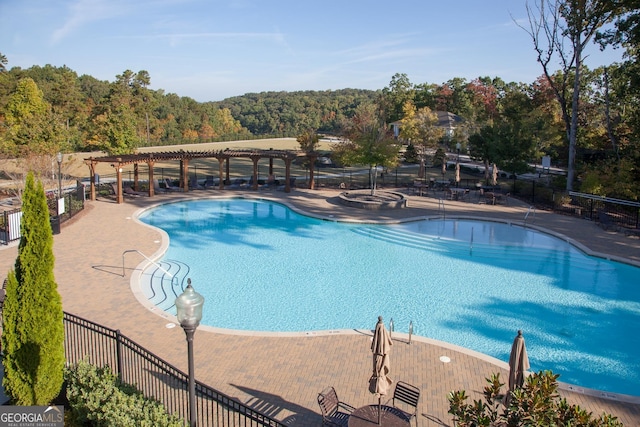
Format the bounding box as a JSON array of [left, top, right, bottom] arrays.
[[1, 188, 639, 426]]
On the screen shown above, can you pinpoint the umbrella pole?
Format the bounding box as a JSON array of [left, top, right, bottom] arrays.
[[378, 396, 381, 425]]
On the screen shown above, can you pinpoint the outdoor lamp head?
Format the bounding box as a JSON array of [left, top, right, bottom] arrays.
[[57, 152, 63, 163], [175, 279, 204, 329]]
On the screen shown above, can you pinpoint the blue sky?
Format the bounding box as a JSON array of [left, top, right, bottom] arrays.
[[1, 0, 623, 102]]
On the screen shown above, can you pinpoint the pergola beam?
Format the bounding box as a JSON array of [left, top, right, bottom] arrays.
[[84, 148, 308, 203]]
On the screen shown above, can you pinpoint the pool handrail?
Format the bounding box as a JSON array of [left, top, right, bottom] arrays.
[[122, 249, 173, 278], [524, 205, 536, 225]]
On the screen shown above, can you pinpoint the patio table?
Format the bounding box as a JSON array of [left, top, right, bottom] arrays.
[[348, 404, 410, 427]]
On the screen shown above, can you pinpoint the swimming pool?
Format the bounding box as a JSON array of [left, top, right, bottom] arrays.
[[138, 198, 640, 397]]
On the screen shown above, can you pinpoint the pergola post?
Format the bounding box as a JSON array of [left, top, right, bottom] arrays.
[[181, 159, 190, 192], [133, 164, 139, 191], [284, 158, 292, 193], [218, 157, 225, 190], [86, 160, 97, 201], [114, 162, 124, 204], [148, 161, 156, 197], [251, 156, 260, 190]]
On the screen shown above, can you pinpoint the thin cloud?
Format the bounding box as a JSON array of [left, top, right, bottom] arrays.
[[51, 0, 130, 44], [106, 31, 287, 48], [334, 35, 442, 65]]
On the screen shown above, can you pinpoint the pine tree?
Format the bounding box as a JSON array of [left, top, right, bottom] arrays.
[[2, 172, 65, 405]]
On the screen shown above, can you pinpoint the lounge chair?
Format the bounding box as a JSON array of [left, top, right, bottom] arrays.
[[110, 183, 142, 198], [388, 381, 420, 427], [164, 178, 182, 192], [317, 387, 354, 427], [153, 179, 166, 193], [266, 174, 279, 186], [190, 176, 203, 190], [203, 176, 215, 188], [124, 186, 146, 196], [227, 178, 246, 189]]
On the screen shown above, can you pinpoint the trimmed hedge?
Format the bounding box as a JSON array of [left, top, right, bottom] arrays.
[[64, 360, 184, 427]]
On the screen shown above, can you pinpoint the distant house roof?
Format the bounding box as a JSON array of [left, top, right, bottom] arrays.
[[435, 111, 464, 130]]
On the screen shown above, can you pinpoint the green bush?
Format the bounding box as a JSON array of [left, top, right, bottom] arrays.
[[64, 360, 184, 427], [448, 371, 623, 427]]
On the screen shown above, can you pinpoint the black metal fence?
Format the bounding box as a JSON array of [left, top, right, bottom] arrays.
[[0, 183, 86, 245], [63, 312, 285, 427], [0, 207, 22, 245], [496, 178, 640, 231], [47, 182, 86, 228], [565, 192, 640, 230]]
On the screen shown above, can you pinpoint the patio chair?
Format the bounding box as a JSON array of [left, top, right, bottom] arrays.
[[598, 209, 616, 231], [123, 186, 146, 196], [164, 178, 182, 192], [388, 381, 420, 427], [317, 386, 355, 427], [484, 191, 497, 205]]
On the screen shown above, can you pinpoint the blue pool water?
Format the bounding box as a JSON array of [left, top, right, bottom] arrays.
[[138, 198, 640, 397]]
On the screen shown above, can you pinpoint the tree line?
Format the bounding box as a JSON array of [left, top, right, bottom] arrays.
[[0, 1, 639, 199], [0, 64, 378, 157]]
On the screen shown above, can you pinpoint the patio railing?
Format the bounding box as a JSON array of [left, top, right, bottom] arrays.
[[63, 312, 285, 427], [1, 183, 86, 245]]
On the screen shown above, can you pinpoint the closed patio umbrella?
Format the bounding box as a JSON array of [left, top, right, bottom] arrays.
[[455, 162, 461, 186], [369, 316, 393, 424], [491, 163, 498, 186], [505, 330, 530, 406]]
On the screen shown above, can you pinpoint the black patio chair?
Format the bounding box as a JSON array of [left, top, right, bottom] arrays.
[[317, 386, 355, 427], [598, 209, 616, 231], [389, 381, 420, 427]]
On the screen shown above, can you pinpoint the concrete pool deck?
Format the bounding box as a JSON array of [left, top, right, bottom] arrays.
[[1, 188, 639, 426]]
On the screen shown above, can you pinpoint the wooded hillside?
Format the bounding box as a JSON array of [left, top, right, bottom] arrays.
[[0, 65, 377, 156]]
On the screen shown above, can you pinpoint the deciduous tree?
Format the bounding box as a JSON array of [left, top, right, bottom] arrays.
[[334, 103, 399, 194], [520, 0, 617, 190], [2, 78, 64, 157]]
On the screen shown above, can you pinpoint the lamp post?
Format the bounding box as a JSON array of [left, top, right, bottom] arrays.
[[56, 152, 63, 199], [175, 279, 204, 427]]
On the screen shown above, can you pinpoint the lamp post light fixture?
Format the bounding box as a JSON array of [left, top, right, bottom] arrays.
[[175, 279, 205, 427], [56, 152, 63, 199]]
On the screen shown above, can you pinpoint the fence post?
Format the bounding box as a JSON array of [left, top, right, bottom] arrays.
[[1, 211, 7, 245], [531, 180, 535, 204], [116, 329, 123, 381]]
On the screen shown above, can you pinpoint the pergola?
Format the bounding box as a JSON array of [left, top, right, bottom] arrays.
[[84, 149, 318, 204]]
